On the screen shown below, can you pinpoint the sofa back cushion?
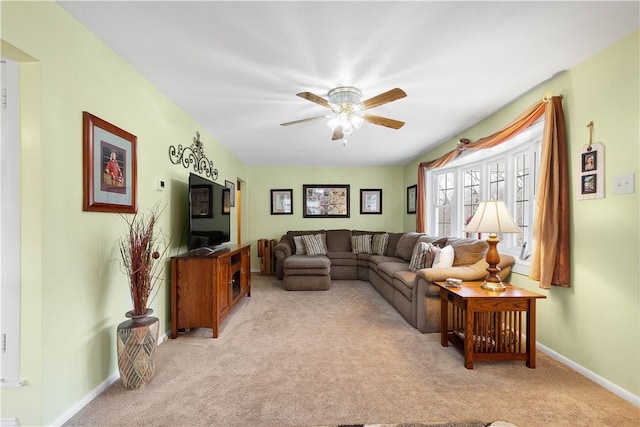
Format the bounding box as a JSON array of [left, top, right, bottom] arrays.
[[395, 232, 422, 261], [326, 229, 353, 252], [385, 233, 404, 257], [448, 237, 488, 266]]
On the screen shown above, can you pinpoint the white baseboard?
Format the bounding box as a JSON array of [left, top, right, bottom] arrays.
[[537, 342, 640, 407], [49, 329, 170, 427]]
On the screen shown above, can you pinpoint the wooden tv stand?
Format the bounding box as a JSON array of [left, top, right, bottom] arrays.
[[170, 244, 251, 338]]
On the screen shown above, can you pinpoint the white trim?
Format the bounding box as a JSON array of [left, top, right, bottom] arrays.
[[49, 329, 170, 427], [538, 342, 640, 407]]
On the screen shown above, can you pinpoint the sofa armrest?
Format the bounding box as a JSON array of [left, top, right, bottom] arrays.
[[274, 237, 293, 279]]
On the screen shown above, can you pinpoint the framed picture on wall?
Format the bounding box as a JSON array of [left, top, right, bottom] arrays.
[[360, 189, 382, 214], [82, 111, 137, 213], [407, 185, 417, 214], [225, 180, 236, 207], [303, 184, 350, 218], [271, 189, 293, 215]]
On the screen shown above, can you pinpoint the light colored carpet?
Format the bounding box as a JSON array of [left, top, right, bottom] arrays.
[[65, 274, 639, 426]]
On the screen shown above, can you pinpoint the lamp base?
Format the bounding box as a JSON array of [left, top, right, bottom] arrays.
[[481, 280, 506, 291]]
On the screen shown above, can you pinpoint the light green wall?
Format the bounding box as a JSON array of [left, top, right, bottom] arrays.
[[408, 31, 640, 398], [1, 2, 247, 425], [246, 165, 404, 267]]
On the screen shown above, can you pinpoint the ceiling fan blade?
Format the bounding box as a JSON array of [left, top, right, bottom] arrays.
[[362, 88, 407, 110], [280, 115, 328, 126], [363, 114, 405, 129], [297, 92, 331, 109], [332, 126, 344, 141]]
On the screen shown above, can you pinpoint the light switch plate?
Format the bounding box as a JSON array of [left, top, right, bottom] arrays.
[[612, 173, 635, 195]]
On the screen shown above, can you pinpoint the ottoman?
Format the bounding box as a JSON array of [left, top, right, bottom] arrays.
[[283, 255, 331, 291]]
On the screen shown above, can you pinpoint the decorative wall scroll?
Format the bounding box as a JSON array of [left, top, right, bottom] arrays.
[[83, 112, 137, 213], [577, 122, 604, 200], [169, 131, 219, 180]]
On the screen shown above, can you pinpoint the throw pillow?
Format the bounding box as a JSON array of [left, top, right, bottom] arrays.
[[432, 237, 448, 248], [424, 245, 440, 268], [302, 233, 327, 256], [293, 235, 307, 255], [409, 242, 431, 272], [371, 233, 389, 255], [351, 234, 372, 254], [433, 244, 455, 268]]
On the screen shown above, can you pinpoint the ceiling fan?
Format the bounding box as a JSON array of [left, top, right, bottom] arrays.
[[280, 86, 407, 143]]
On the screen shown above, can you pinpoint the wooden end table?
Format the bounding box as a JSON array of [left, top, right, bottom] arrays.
[[436, 281, 546, 369]]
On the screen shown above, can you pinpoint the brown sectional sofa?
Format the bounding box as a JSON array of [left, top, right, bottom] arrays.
[[273, 229, 516, 333]]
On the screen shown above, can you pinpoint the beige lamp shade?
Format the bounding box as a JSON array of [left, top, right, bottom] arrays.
[[464, 200, 521, 234]]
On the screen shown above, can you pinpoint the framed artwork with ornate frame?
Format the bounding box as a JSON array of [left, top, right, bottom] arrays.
[[407, 184, 417, 214], [82, 111, 137, 213], [360, 189, 382, 214], [271, 189, 293, 215], [303, 184, 350, 218]]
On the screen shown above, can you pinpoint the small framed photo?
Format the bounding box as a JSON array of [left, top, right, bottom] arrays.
[[82, 112, 137, 213], [582, 151, 597, 172], [360, 189, 382, 214], [581, 174, 597, 194], [225, 180, 236, 207], [271, 189, 293, 215], [303, 184, 350, 218], [407, 185, 417, 214]]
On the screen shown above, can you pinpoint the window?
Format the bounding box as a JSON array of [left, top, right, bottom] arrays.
[[425, 120, 543, 262]]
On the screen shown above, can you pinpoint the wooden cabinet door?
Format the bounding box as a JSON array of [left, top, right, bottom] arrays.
[[217, 257, 230, 314], [240, 246, 251, 294]]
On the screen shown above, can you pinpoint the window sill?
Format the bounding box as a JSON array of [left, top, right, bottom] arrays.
[[511, 258, 531, 276]]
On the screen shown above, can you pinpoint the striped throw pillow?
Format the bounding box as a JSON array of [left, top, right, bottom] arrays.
[[351, 234, 372, 254], [409, 242, 431, 272], [371, 233, 389, 255], [302, 233, 327, 256]]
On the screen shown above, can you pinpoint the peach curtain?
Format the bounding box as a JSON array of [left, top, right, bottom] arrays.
[[416, 96, 570, 289]]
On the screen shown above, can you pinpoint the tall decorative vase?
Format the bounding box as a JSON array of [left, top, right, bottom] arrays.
[[116, 308, 160, 389]]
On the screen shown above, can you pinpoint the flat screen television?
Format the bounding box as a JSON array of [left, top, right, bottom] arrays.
[[187, 172, 231, 251]]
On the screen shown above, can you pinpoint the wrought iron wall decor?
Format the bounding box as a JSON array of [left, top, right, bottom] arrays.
[[169, 131, 219, 180]]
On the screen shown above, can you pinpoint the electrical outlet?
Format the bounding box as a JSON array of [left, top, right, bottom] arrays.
[[155, 178, 166, 191], [612, 173, 635, 195]]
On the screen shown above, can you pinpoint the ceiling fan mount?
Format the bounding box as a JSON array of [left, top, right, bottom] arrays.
[[281, 86, 407, 142]]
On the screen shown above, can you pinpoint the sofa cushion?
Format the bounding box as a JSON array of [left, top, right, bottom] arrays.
[[293, 235, 307, 255], [393, 270, 418, 300], [378, 261, 410, 284], [351, 234, 372, 254], [385, 233, 404, 257], [325, 229, 353, 252], [395, 232, 422, 261], [302, 234, 327, 256], [448, 238, 488, 266], [371, 233, 389, 255], [327, 251, 358, 266], [283, 254, 331, 273], [368, 255, 401, 274], [433, 244, 455, 268], [287, 230, 325, 248], [409, 242, 431, 272]]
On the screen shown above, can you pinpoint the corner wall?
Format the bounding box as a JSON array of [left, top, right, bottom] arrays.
[[407, 31, 640, 399]]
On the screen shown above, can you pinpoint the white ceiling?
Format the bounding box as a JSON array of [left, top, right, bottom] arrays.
[[58, 1, 639, 167]]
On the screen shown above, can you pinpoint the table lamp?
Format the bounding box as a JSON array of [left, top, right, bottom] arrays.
[[464, 200, 521, 291]]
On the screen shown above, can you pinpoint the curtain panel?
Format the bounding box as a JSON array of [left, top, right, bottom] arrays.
[[416, 95, 570, 289]]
